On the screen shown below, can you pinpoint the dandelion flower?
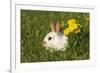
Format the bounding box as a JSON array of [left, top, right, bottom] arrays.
[[67, 19, 78, 30], [63, 19, 81, 36], [67, 19, 77, 25], [64, 28, 70, 36]]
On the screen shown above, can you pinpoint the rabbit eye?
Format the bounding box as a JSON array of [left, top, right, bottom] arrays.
[[48, 37, 52, 40]]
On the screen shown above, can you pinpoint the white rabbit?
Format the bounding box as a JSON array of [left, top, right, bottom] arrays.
[[43, 21, 68, 51]]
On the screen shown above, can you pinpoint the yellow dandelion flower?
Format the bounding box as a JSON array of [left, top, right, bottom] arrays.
[[64, 28, 70, 36], [68, 23, 78, 32], [67, 19, 78, 32], [67, 19, 77, 26], [63, 19, 81, 36]]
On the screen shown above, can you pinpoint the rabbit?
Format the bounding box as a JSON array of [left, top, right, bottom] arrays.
[[43, 21, 68, 51]]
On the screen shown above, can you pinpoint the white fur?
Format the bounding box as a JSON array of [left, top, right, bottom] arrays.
[[43, 32, 68, 51]]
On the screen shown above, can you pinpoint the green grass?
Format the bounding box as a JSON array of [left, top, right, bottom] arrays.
[[21, 10, 90, 63]]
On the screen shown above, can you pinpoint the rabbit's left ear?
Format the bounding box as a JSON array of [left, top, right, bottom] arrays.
[[56, 21, 60, 33], [50, 21, 56, 32]]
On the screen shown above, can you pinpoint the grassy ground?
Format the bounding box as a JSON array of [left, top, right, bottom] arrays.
[[21, 10, 90, 63]]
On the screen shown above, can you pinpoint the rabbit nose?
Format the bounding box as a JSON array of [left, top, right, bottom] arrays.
[[43, 41, 46, 44]]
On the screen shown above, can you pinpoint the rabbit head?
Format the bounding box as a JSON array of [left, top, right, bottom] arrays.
[[43, 21, 68, 51]]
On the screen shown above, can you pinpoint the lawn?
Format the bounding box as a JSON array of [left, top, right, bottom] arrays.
[[21, 10, 90, 63]]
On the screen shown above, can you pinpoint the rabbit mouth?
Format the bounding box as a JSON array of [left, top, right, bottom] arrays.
[[42, 41, 49, 48], [42, 41, 54, 48], [42, 41, 46, 46]]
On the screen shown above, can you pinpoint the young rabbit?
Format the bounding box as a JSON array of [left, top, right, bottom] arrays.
[[43, 21, 68, 51]]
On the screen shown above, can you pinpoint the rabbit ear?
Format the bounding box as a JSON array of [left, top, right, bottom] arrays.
[[50, 21, 56, 32], [56, 21, 60, 32]]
